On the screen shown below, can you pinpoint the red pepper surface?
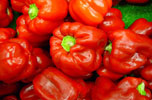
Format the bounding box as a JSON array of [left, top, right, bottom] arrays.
[[92, 76, 151, 100], [103, 29, 152, 74], [11, 0, 25, 12], [33, 67, 88, 100], [0, 82, 19, 97], [0, 38, 37, 83], [50, 22, 107, 77], [20, 0, 68, 35], [69, 0, 112, 26], [20, 84, 41, 100], [126, 0, 149, 4], [0, 0, 13, 27], [0, 28, 16, 43], [140, 64, 152, 81], [22, 48, 53, 83], [2, 95, 18, 100], [129, 18, 152, 38], [99, 8, 125, 35], [16, 15, 50, 47]]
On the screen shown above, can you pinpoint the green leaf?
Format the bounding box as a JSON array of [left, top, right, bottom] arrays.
[[114, 1, 152, 28]]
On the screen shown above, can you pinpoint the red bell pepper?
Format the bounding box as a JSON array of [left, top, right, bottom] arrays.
[[50, 22, 107, 77], [0, 0, 13, 27], [99, 8, 125, 35], [129, 18, 152, 38], [16, 15, 50, 47], [20, 84, 41, 100], [22, 48, 53, 83], [126, 0, 149, 4], [0, 82, 20, 97], [20, 0, 68, 35], [33, 67, 88, 100], [140, 64, 152, 81], [0, 38, 37, 83], [11, 0, 25, 12], [2, 95, 18, 100], [104, 29, 152, 74], [0, 28, 16, 43], [69, 0, 112, 26], [92, 76, 151, 100]]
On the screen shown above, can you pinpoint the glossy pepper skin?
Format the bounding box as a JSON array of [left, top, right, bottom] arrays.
[[140, 65, 152, 81], [99, 8, 125, 35], [33, 67, 88, 100], [69, 0, 112, 26], [20, 84, 41, 100], [104, 29, 152, 74], [0, 28, 16, 43], [50, 22, 107, 77], [11, 0, 25, 12], [20, 0, 68, 35], [129, 18, 152, 38], [22, 48, 53, 83], [92, 76, 151, 100], [2, 95, 18, 100], [16, 15, 50, 47], [0, 0, 13, 27], [126, 0, 149, 4], [0, 38, 37, 83]]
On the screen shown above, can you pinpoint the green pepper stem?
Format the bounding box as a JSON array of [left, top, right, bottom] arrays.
[[105, 41, 112, 53], [61, 35, 76, 52], [136, 82, 146, 96], [28, 4, 39, 20]]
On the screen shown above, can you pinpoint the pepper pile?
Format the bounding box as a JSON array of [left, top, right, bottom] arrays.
[[0, 0, 152, 100]]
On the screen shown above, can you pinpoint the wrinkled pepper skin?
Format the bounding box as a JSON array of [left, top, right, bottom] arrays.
[[0, 28, 16, 43], [16, 15, 50, 47], [0, 38, 37, 83], [129, 18, 152, 38], [20, 0, 68, 35], [0, 0, 13, 27], [104, 29, 152, 74], [20, 84, 41, 100], [99, 8, 125, 35], [50, 22, 107, 77], [69, 0, 112, 26], [140, 65, 152, 81], [0, 82, 20, 97], [11, 0, 25, 12], [2, 95, 18, 100], [22, 48, 53, 83], [92, 77, 151, 100], [126, 0, 149, 4], [33, 67, 88, 100]]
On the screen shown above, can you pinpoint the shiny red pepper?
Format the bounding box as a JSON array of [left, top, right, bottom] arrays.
[[103, 29, 152, 75], [50, 22, 107, 77], [2, 95, 18, 100], [11, 0, 25, 12], [0, 38, 37, 83], [69, 0, 112, 26], [33, 67, 88, 100], [92, 76, 151, 100], [0, 0, 13, 27], [99, 8, 125, 35], [140, 64, 152, 81], [20, 84, 41, 100], [129, 18, 152, 38], [0, 28, 16, 43]]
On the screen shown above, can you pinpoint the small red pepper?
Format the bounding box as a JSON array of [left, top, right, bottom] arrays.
[[20, 84, 41, 100], [126, 0, 149, 4], [129, 18, 152, 38], [140, 64, 152, 81], [50, 22, 107, 77], [69, 0, 112, 26], [0, 28, 16, 43], [0, 0, 13, 27], [33, 67, 88, 100], [11, 0, 25, 12], [104, 29, 152, 74], [2, 95, 18, 100], [92, 76, 151, 100]]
